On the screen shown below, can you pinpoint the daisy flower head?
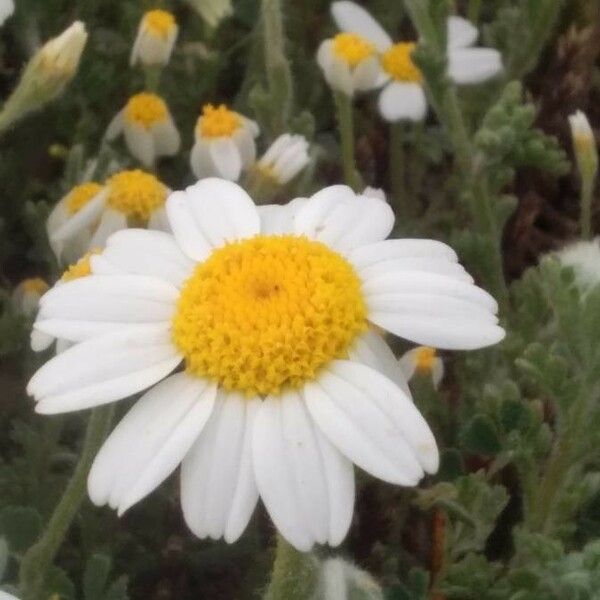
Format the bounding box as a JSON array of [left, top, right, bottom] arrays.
[[399, 346, 444, 389], [255, 133, 310, 185], [47, 171, 170, 264], [331, 1, 503, 122], [130, 9, 178, 68], [317, 30, 381, 97], [12, 278, 49, 318], [28, 179, 504, 551], [0, 0, 14, 27], [555, 238, 600, 294], [191, 104, 259, 181], [106, 93, 181, 167]]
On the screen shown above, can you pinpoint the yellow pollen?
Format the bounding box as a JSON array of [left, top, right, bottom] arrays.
[[124, 93, 168, 128], [143, 9, 176, 39], [197, 104, 241, 139], [65, 182, 103, 215], [332, 33, 375, 67], [105, 170, 168, 221], [415, 346, 436, 373], [22, 277, 49, 295], [61, 249, 101, 282], [172, 235, 368, 396], [381, 42, 422, 82]]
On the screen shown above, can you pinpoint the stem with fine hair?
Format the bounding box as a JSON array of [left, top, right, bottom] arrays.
[[264, 535, 318, 600], [19, 406, 114, 600], [333, 91, 362, 191], [580, 176, 594, 240], [390, 122, 414, 218]]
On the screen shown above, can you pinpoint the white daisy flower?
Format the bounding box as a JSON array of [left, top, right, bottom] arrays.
[[317, 31, 381, 97], [191, 104, 259, 181], [0, 592, 19, 600], [555, 238, 600, 293], [106, 93, 181, 167], [28, 179, 504, 551], [130, 9, 178, 68], [399, 346, 444, 389], [12, 278, 49, 318], [47, 171, 170, 265], [331, 1, 503, 122], [255, 134, 310, 185], [0, 0, 14, 27]]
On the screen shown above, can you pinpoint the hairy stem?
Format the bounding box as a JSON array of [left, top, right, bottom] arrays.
[[19, 406, 114, 600], [333, 91, 362, 191]]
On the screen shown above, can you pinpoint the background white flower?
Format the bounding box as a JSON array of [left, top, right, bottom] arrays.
[[255, 133, 310, 185], [28, 180, 504, 551], [555, 238, 600, 293], [399, 346, 444, 389], [191, 104, 259, 181], [106, 92, 180, 167], [0, 0, 14, 27], [331, 1, 503, 122], [130, 9, 178, 67], [12, 278, 48, 319]]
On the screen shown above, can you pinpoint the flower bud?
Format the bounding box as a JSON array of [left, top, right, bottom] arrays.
[[569, 110, 598, 188], [185, 0, 233, 29]]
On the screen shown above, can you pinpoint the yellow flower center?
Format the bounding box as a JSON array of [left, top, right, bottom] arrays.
[[197, 104, 241, 139], [22, 278, 49, 295], [143, 9, 176, 39], [65, 182, 103, 215], [381, 42, 422, 82], [332, 33, 375, 67], [172, 235, 367, 396], [61, 249, 101, 282], [106, 170, 168, 221], [124, 92, 168, 128], [415, 346, 436, 373]]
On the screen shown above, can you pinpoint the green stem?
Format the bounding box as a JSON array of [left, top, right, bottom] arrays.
[[580, 177, 594, 240], [467, 0, 482, 23], [333, 91, 362, 191], [19, 406, 114, 600], [264, 535, 318, 600], [143, 65, 162, 93], [261, 0, 293, 135], [390, 123, 413, 217]]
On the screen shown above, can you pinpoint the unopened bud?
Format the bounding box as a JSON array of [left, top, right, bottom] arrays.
[[569, 110, 598, 186]]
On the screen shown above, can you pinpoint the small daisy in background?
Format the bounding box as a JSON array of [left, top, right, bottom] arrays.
[[29, 179, 504, 551], [555, 239, 600, 294], [253, 133, 310, 186], [331, 1, 503, 122], [399, 346, 444, 389], [47, 170, 170, 264], [317, 31, 381, 97], [191, 104, 259, 181], [130, 9, 178, 68], [12, 278, 48, 319], [106, 92, 180, 167], [0, 0, 14, 27]]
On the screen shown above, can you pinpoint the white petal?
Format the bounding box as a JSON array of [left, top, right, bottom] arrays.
[[378, 82, 427, 123], [234, 123, 258, 167], [330, 360, 439, 473], [166, 178, 260, 261], [152, 118, 181, 156], [29, 325, 180, 413], [51, 190, 107, 246], [89, 208, 127, 249], [31, 329, 55, 352], [357, 256, 473, 282], [294, 186, 394, 253], [259, 198, 308, 235], [181, 393, 260, 542], [348, 330, 411, 396], [124, 123, 155, 167], [147, 206, 172, 233], [190, 140, 215, 179], [447, 16, 478, 48], [88, 373, 217, 513], [38, 274, 178, 325], [252, 396, 314, 551], [304, 363, 424, 485], [351, 55, 381, 92], [105, 110, 125, 140], [348, 239, 459, 268], [99, 229, 194, 288], [209, 138, 242, 181], [447, 47, 503, 84], [331, 1, 393, 51], [369, 312, 505, 350]]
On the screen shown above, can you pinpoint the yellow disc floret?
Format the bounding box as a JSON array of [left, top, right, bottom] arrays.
[[105, 170, 168, 221], [124, 92, 168, 128], [22, 278, 49, 295], [65, 182, 103, 215], [61, 249, 101, 282], [415, 346, 437, 373], [332, 33, 375, 67], [381, 42, 422, 82], [172, 235, 368, 396], [197, 104, 241, 139], [143, 9, 176, 39]]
